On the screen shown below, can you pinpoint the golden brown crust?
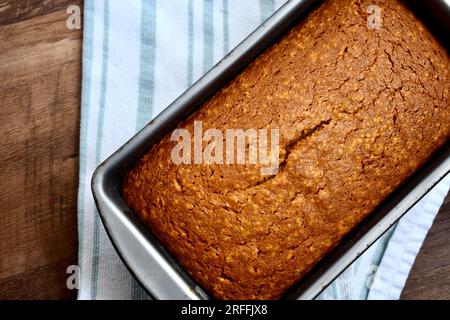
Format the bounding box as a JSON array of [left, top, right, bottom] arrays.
[[122, 0, 450, 299]]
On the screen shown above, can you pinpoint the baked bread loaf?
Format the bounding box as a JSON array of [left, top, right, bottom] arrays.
[[122, 0, 450, 299]]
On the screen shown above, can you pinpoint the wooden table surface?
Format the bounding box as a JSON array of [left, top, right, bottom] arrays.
[[0, 0, 449, 300]]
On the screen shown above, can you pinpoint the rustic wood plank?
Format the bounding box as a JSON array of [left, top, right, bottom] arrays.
[[0, 258, 76, 299], [0, 0, 74, 27], [0, 1, 81, 299], [402, 191, 450, 300]]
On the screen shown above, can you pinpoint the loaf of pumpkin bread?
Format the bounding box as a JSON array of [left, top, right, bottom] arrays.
[[122, 0, 450, 299]]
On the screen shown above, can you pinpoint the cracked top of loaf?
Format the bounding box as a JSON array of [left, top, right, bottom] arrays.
[[122, 0, 450, 299]]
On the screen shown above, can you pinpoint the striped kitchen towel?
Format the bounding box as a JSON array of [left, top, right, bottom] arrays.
[[78, 0, 450, 299]]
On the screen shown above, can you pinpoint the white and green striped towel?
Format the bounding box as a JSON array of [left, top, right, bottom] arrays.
[[78, 0, 450, 300]]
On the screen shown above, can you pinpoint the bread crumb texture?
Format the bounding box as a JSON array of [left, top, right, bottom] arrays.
[[123, 0, 450, 299]]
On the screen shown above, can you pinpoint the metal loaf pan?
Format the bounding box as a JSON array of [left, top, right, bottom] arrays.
[[92, 0, 450, 300]]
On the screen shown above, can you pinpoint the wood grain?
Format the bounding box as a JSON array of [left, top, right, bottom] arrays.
[[402, 191, 450, 300], [0, 0, 81, 300], [0, 0, 73, 26]]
